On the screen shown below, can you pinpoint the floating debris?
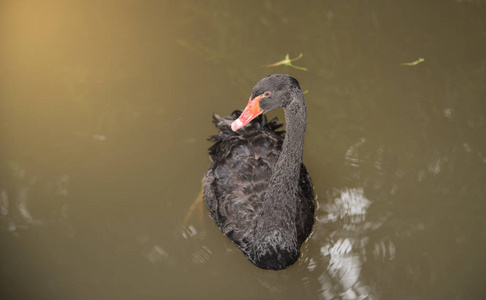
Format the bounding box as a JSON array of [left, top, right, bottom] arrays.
[[400, 57, 425, 66], [265, 53, 308, 71]]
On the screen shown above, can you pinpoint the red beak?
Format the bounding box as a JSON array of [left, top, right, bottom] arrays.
[[231, 95, 263, 131]]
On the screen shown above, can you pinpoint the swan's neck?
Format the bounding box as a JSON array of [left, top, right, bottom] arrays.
[[249, 90, 307, 267], [273, 98, 307, 189], [255, 92, 307, 233]]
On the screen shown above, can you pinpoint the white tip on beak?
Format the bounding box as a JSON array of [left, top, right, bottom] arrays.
[[231, 119, 243, 131]]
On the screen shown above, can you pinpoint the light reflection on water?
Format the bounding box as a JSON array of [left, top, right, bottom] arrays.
[[318, 188, 376, 299], [1, 163, 71, 234]]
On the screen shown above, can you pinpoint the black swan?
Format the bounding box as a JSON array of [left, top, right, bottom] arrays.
[[204, 74, 314, 270]]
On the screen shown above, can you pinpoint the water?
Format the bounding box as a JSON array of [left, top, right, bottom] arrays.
[[1, 1, 485, 299]]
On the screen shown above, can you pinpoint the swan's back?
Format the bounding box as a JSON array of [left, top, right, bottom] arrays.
[[204, 111, 314, 267]]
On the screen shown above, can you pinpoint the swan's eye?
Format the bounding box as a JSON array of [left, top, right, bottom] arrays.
[[263, 92, 271, 97]]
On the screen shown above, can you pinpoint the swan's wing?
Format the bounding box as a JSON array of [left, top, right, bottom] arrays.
[[296, 163, 315, 244]]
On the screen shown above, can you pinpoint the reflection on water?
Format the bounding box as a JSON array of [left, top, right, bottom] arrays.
[[145, 245, 169, 264], [319, 188, 376, 299], [1, 0, 486, 299], [1, 163, 71, 235]]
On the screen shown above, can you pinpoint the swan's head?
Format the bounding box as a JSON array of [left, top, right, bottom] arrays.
[[231, 74, 301, 131]]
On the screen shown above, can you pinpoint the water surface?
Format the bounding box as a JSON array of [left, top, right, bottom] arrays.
[[1, 1, 485, 299]]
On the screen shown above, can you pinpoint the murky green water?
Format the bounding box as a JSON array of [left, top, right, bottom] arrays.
[[1, 1, 485, 299]]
